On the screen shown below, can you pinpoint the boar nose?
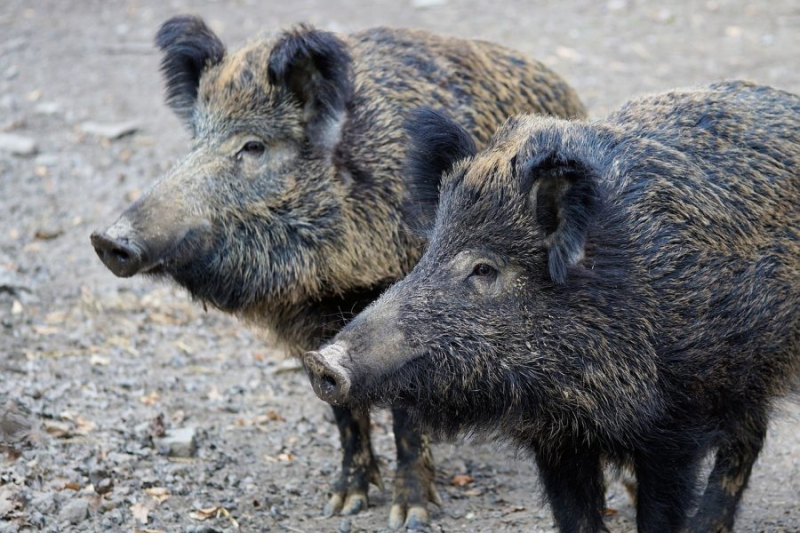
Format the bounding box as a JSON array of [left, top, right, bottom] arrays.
[[304, 345, 353, 405], [90, 230, 147, 278]]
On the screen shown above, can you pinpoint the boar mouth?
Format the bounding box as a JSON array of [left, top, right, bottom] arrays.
[[356, 353, 427, 408]]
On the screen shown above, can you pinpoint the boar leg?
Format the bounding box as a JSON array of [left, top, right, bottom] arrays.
[[388, 407, 440, 529], [689, 412, 768, 533], [634, 445, 702, 533], [325, 406, 383, 516], [535, 445, 606, 533]]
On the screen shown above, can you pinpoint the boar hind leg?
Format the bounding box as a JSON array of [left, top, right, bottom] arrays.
[[535, 445, 606, 533], [388, 407, 440, 530], [634, 445, 703, 533], [325, 406, 383, 517], [689, 412, 768, 533]]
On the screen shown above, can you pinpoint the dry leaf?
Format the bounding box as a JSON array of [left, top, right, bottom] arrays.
[[450, 474, 474, 487], [140, 391, 161, 406], [189, 506, 239, 529], [603, 507, 619, 516], [207, 386, 223, 401], [90, 354, 110, 366], [145, 487, 170, 504], [277, 453, 294, 462], [130, 501, 151, 524], [175, 340, 193, 354], [32, 325, 59, 335], [63, 482, 81, 491], [190, 506, 222, 520], [43, 420, 72, 438]]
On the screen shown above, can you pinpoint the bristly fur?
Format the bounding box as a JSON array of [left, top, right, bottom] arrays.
[[403, 108, 477, 237], [327, 81, 800, 533], [155, 15, 225, 126]]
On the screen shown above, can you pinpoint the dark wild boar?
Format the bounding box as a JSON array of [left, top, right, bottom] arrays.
[[90, 15, 586, 528], [305, 81, 800, 533]]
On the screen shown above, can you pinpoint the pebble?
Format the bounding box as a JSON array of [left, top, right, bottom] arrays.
[[33, 101, 60, 116], [30, 492, 56, 514], [58, 498, 89, 525], [339, 517, 352, 533], [0, 133, 37, 156], [154, 427, 197, 458], [79, 120, 139, 140]]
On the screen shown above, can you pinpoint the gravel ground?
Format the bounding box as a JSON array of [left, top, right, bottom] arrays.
[[1, 0, 798, 531]]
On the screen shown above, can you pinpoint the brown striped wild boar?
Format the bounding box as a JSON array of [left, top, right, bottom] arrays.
[[305, 81, 800, 532], [89, 15, 586, 529]]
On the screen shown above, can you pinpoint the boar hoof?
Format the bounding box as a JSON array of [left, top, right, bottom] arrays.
[[324, 491, 369, 517], [389, 504, 430, 530], [341, 492, 368, 515]]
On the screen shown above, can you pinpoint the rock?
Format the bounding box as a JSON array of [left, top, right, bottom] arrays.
[[0, 133, 37, 156], [0, 522, 19, 533], [154, 427, 197, 458], [0, 267, 32, 298], [59, 498, 89, 525], [30, 492, 56, 515], [34, 102, 60, 116], [79, 120, 139, 140], [411, 0, 448, 6], [338, 518, 352, 533], [0, 399, 34, 455]]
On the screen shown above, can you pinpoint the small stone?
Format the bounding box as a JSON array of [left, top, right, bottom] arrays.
[[30, 493, 55, 515], [411, 0, 447, 6], [0, 133, 37, 156], [154, 427, 197, 458], [79, 120, 139, 140], [34, 102, 60, 115], [59, 498, 89, 525], [338, 517, 352, 533], [269, 505, 282, 519]]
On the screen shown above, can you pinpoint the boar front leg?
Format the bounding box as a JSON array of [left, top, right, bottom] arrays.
[[535, 444, 606, 533], [325, 406, 383, 516], [388, 407, 441, 529], [634, 444, 703, 533], [690, 411, 768, 533]]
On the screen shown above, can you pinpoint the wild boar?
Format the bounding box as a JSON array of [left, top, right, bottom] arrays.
[[90, 15, 586, 528], [305, 81, 799, 532]]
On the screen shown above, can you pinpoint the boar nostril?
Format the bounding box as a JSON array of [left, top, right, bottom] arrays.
[[112, 247, 131, 264], [321, 373, 339, 393]]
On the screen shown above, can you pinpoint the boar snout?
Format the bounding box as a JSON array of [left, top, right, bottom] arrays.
[[90, 228, 148, 278], [304, 344, 353, 405]]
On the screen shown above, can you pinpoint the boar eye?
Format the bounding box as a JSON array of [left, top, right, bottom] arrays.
[[471, 263, 497, 278], [239, 141, 266, 156]]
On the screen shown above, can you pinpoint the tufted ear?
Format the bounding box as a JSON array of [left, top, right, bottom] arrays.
[[267, 25, 353, 150], [520, 151, 602, 284], [402, 108, 477, 236], [155, 15, 225, 127]]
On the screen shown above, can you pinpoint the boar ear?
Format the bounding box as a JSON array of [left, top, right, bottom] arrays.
[[520, 152, 602, 284], [156, 16, 225, 126], [268, 25, 353, 150], [403, 108, 477, 235]]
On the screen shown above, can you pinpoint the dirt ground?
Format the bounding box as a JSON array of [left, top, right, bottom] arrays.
[[1, 0, 798, 531]]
